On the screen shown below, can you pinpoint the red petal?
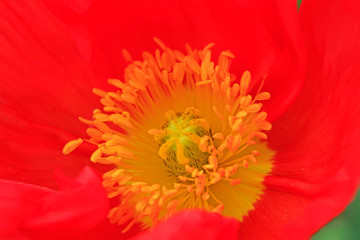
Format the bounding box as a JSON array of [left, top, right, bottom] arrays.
[[0, 166, 109, 239], [42, 0, 94, 63], [278, 153, 359, 239], [0, 0, 113, 187], [45, 0, 92, 14], [0, 0, 99, 127], [23, 166, 108, 229], [44, 0, 305, 121], [0, 180, 52, 237], [270, 0, 360, 183], [238, 158, 359, 239], [132, 210, 239, 240], [243, 0, 360, 238]]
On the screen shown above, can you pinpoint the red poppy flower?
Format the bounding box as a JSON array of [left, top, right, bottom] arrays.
[[1, 0, 360, 239]]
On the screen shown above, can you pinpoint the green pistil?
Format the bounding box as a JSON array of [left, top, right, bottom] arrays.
[[155, 108, 211, 176]]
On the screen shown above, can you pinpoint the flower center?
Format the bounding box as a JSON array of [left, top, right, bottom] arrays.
[[63, 38, 275, 233], [152, 107, 211, 175]]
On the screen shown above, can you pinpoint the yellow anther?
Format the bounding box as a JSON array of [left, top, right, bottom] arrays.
[[200, 50, 211, 81], [253, 112, 268, 123], [213, 106, 224, 120], [245, 104, 262, 113], [62, 138, 83, 155], [90, 148, 102, 162], [230, 179, 242, 186], [148, 128, 162, 135], [256, 91, 271, 100], [136, 200, 148, 212], [202, 192, 210, 201], [256, 121, 272, 131], [196, 80, 213, 86], [118, 175, 133, 185], [92, 88, 107, 97], [111, 168, 125, 178], [243, 160, 249, 168], [254, 131, 268, 140], [213, 204, 224, 214], [221, 51, 235, 59], [213, 133, 224, 140], [185, 165, 195, 173], [121, 49, 133, 62], [184, 56, 201, 75], [166, 199, 179, 209], [191, 168, 199, 178]]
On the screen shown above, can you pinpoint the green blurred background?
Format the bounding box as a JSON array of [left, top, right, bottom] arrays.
[[296, 0, 360, 239]]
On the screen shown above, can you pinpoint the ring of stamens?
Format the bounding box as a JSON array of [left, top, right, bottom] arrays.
[[63, 38, 274, 233]]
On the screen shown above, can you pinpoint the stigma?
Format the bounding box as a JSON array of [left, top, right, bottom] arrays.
[[63, 38, 274, 232]]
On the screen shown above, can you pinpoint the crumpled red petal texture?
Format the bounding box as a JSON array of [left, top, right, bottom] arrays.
[[0, 0, 359, 239], [0, 166, 109, 239]]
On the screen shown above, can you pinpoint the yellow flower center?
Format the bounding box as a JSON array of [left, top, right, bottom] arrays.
[[153, 107, 211, 173], [63, 38, 274, 233]]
